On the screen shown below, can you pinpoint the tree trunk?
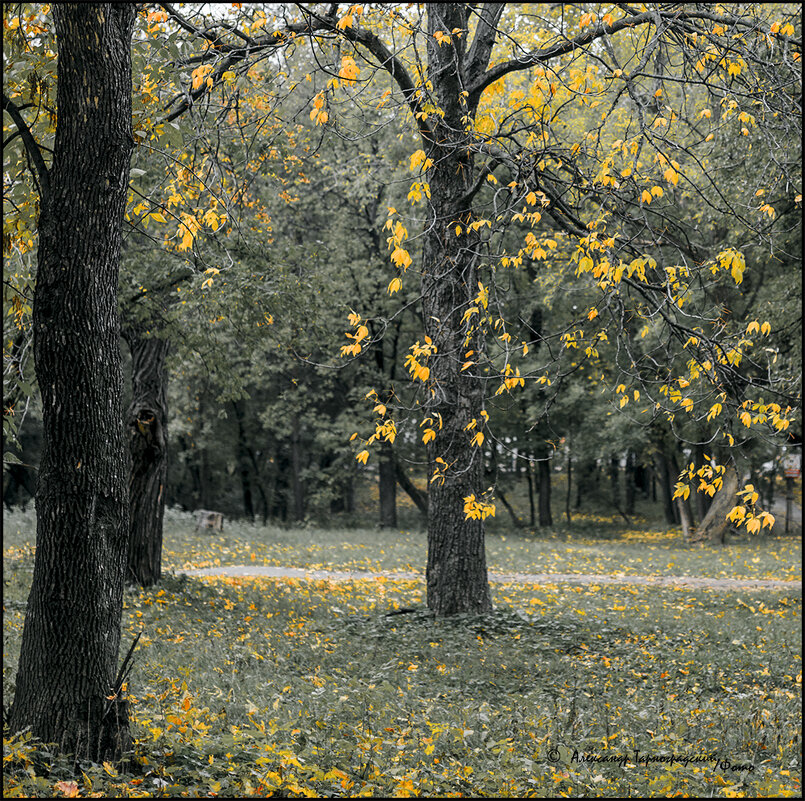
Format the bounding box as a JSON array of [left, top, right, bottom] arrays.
[[565, 454, 572, 525], [378, 440, 397, 527], [656, 452, 679, 525], [232, 400, 255, 520], [394, 457, 428, 520], [624, 451, 636, 516], [609, 456, 621, 513], [9, 3, 136, 763], [538, 458, 553, 527], [290, 413, 304, 521], [123, 326, 169, 586], [695, 465, 740, 545], [526, 461, 536, 526], [422, 4, 492, 615], [694, 445, 712, 521], [677, 497, 693, 543]]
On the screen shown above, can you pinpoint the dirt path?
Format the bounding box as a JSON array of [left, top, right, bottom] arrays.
[[181, 565, 801, 591]]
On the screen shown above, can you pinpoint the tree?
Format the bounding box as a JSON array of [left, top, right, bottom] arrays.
[[5, 3, 136, 762]]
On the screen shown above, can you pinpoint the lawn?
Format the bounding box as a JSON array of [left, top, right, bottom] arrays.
[[3, 508, 802, 797]]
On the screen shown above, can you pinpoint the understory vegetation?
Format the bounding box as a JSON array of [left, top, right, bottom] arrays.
[[3, 509, 801, 798]]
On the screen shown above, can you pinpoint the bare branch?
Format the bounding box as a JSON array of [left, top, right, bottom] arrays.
[[2, 93, 51, 202]]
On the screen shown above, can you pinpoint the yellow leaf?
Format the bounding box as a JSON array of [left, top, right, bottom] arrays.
[[191, 65, 213, 91], [388, 277, 402, 295], [471, 431, 484, 447], [338, 55, 360, 83], [55, 781, 80, 797], [461, 307, 479, 324], [422, 428, 436, 445], [672, 483, 690, 501], [356, 450, 369, 464]]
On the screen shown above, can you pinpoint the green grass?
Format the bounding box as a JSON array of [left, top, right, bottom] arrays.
[[5, 505, 800, 581], [3, 508, 802, 797]]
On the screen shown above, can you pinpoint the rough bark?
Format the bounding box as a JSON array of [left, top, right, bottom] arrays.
[[123, 326, 169, 586], [422, 3, 492, 615], [9, 3, 136, 763]]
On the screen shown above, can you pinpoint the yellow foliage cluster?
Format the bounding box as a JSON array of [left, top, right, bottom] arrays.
[[340, 313, 369, 357], [462, 493, 496, 521]]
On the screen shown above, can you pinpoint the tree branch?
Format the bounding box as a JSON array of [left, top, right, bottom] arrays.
[[2, 93, 51, 202], [463, 3, 506, 85]]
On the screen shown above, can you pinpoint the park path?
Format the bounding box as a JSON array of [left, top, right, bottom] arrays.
[[181, 565, 801, 591]]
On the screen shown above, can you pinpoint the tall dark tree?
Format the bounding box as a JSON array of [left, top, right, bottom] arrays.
[[5, 3, 136, 762], [419, 3, 496, 614]]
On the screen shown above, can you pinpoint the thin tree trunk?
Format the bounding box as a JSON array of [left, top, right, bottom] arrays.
[[656, 452, 679, 525], [695, 465, 740, 545], [565, 454, 572, 525], [378, 440, 397, 527], [538, 458, 553, 527], [9, 3, 136, 763], [609, 456, 621, 513], [498, 487, 523, 528], [694, 444, 712, 521], [232, 400, 255, 520], [677, 497, 693, 543], [526, 461, 536, 526], [123, 327, 169, 586], [290, 413, 304, 521], [624, 451, 636, 516], [394, 456, 428, 519]]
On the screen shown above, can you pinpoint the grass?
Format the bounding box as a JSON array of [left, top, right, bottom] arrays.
[[5, 505, 800, 581], [3, 507, 802, 797]]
